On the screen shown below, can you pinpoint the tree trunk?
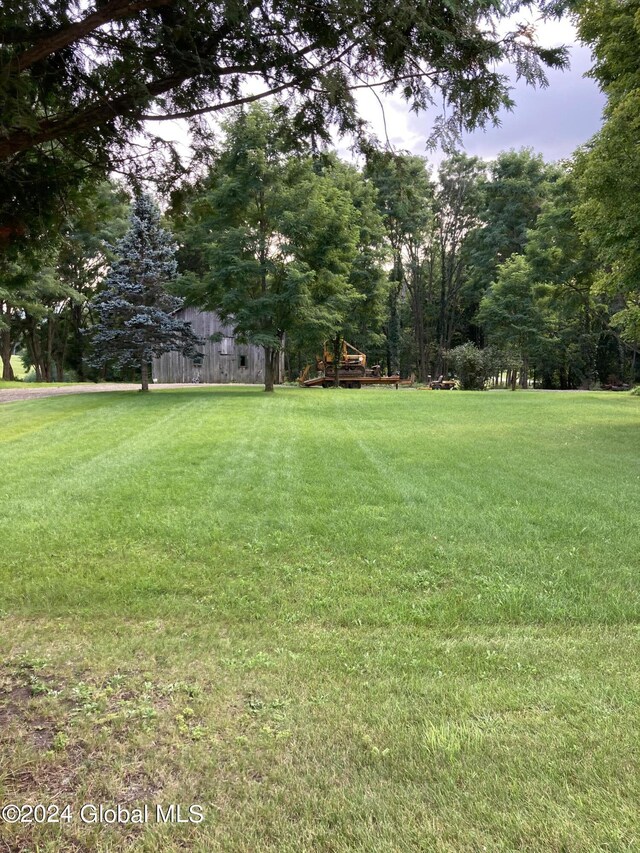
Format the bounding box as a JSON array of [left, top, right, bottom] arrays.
[[1, 326, 14, 380], [26, 320, 47, 381], [618, 337, 625, 381], [436, 243, 447, 377], [387, 284, 400, 375], [53, 311, 70, 383], [332, 334, 342, 388], [274, 341, 283, 385], [74, 302, 86, 380], [46, 317, 54, 382], [410, 286, 428, 383], [264, 346, 276, 392], [140, 360, 149, 392]]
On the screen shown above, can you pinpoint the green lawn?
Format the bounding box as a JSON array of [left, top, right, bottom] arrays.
[[10, 355, 27, 380], [0, 380, 75, 388], [1, 355, 65, 388], [1, 387, 639, 852]]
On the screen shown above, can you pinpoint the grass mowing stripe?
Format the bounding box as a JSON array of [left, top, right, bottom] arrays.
[[1, 387, 640, 851]]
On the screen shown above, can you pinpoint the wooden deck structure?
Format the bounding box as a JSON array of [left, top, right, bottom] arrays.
[[152, 308, 283, 385]]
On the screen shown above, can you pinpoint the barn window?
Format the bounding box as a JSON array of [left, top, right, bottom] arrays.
[[239, 355, 247, 368]]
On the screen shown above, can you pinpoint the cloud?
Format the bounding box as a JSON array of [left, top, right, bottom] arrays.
[[349, 38, 605, 166], [150, 19, 605, 172], [448, 45, 603, 162]]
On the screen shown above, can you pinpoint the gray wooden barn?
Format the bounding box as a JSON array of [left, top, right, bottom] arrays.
[[152, 307, 283, 384]]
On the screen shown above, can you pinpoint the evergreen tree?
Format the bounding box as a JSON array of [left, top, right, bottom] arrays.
[[89, 194, 202, 391]]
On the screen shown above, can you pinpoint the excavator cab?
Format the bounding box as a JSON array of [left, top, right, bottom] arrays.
[[317, 341, 367, 377], [302, 340, 394, 387]]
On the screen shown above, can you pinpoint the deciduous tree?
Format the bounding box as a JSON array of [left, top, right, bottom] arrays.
[[434, 152, 486, 373], [466, 149, 557, 297], [366, 152, 435, 380], [477, 254, 546, 388], [176, 105, 365, 391]]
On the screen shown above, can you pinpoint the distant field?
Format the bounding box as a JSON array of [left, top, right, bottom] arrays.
[[9, 355, 26, 379], [1, 387, 639, 852], [0, 355, 31, 386], [1, 356, 60, 388]]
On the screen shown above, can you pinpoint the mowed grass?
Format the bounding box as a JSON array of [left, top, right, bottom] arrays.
[[1, 387, 639, 852], [9, 356, 27, 380], [0, 357, 28, 388], [0, 355, 67, 389]]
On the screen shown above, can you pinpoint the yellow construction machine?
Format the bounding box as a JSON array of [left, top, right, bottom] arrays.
[[300, 341, 408, 388], [317, 341, 378, 380]]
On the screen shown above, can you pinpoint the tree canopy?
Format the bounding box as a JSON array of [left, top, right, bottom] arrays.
[[4, 0, 639, 391], [571, 0, 640, 360], [0, 0, 569, 246], [6, 141, 638, 390], [0, 180, 130, 381], [175, 105, 373, 390]]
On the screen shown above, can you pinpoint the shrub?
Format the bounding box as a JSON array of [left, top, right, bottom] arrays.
[[448, 342, 488, 390]]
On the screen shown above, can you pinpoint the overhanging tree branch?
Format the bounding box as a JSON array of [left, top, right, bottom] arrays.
[[7, 0, 174, 72], [0, 0, 570, 249], [140, 82, 296, 120], [0, 35, 332, 159]]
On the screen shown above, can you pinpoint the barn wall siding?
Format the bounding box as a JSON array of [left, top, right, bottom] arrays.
[[152, 308, 282, 385]]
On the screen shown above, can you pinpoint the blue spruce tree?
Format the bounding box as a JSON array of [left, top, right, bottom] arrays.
[[89, 194, 202, 391]]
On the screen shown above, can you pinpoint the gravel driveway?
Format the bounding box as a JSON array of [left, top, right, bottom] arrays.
[[0, 383, 220, 404]]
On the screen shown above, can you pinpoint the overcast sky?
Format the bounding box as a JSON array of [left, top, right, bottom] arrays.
[[151, 17, 605, 173], [344, 18, 605, 168]]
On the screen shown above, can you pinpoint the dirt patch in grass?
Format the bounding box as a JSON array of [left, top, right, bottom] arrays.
[[0, 684, 32, 724], [1, 660, 162, 792], [0, 673, 67, 753]]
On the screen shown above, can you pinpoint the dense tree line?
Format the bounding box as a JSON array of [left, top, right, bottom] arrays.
[[0, 181, 130, 381], [3, 100, 638, 390], [175, 119, 628, 389], [1, 0, 639, 390]]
